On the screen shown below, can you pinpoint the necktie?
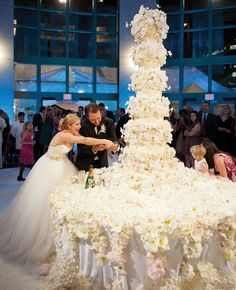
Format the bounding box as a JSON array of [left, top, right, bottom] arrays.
[[201, 113, 207, 136]]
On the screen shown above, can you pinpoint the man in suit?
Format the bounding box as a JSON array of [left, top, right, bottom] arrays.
[[98, 102, 115, 123], [75, 103, 117, 171], [33, 106, 45, 160], [198, 101, 217, 142], [115, 108, 131, 147]]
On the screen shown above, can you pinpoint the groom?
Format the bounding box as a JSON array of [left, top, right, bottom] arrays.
[[75, 103, 117, 171]]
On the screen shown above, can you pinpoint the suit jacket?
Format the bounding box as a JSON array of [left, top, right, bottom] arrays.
[[33, 113, 43, 142], [115, 113, 131, 139], [75, 117, 117, 171], [198, 112, 217, 141]]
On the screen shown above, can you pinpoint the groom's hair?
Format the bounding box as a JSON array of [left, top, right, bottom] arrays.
[[85, 103, 101, 116]]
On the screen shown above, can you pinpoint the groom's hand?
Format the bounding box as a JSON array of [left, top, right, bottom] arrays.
[[92, 145, 106, 153]]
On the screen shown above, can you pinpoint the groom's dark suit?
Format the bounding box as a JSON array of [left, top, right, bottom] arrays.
[[75, 117, 117, 171]]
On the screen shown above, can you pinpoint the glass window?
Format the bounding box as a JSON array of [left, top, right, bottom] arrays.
[[14, 99, 37, 121], [41, 0, 66, 10], [159, 0, 180, 12], [164, 33, 180, 58], [184, 12, 208, 29], [40, 12, 66, 30], [212, 9, 236, 27], [14, 9, 37, 27], [96, 67, 117, 93], [183, 66, 208, 93], [184, 0, 208, 10], [14, 0, 37, 7], [69, 14, 93, 31], [70, 0, 93, 12], [212, 0, 236, 8], [96, 34, 117, 59], [164, 67, 179, 93], [97, 16, 117, 33], [41, 65, 66, 92], [184, 31, 208, 58], [69, 66, 93, 93], [15, 63, 37, 92], [212, 64, 236, 92], [14, 28, 37, 56], [97, 0, 118, 14], [212, 28, 236, 57], [69, 33, 93, 58], [167, 15, 180, 31], [40, 31, 66, 57]]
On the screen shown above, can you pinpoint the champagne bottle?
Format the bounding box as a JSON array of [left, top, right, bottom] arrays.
[[85, 165, 95, 189]]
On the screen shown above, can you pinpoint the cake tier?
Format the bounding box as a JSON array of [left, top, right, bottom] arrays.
[[130, 6, 169, 43], [123, 118, 172, 146], [127, 94, 170, 119], [130, 68, 168, 93], [131, 41, 168, 68]]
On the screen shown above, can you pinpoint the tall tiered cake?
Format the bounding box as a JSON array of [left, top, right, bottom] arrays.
[[48, 6, 236, 290]]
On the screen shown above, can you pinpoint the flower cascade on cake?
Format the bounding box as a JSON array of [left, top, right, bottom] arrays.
[[48, 6, 236, 290]]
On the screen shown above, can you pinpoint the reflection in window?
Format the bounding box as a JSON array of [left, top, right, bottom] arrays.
[[41, 0, 66, 10], [69, 14, 93, 31], [212, 28, 236, 57], [69, 66, 93, 93], [14, 99, 37, 121], [183, 66, 208, 93], [96, 34, 117, 59], [184, 0, 208, 10], [184, 31, 208, 58], [40, 12, 66, 30], [69, 33, 93, 58], [70, 0, 92, 12], [41, 65, 66, 92], [14, 28, 37, 56], [14, 0, 37, 7], [97, 16, 117, 33], [40, 31, 66, 57], [212, 9, 236, 27], [167, 15, 180, 31], [164, 67, 179, 93], [14, 9, 37, 27], [212, 0, 236, 8], [184, 13, 208, 29], [97, 0, 118, 14], [15, 63, 37, 92], [96, 67, 117, 93], [159, 0, 180, 12], [212, 64, 236, 92], [164, 33, 180, 58]]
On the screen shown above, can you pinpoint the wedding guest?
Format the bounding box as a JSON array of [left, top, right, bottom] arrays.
[[115, 108, 131, 147], [1, 111, 11, 167], [77, 105, 86, 121], [190, 144, 209, 173], [183, 111, 201, 168], [40, 106, 54, 154], [215, 105, 235, 156], [99, 102, 115, 123], [53, 108, 62, 136], [10, 111, 25, 158], [198, 101, 217, 141], [202, 138, 236, 182], [33, 106, 45, 160], [0, 110, 7, 168], [0, 114, 117, 266], [17, 121, 35, 181], [175, 109, 189, 162], [75, 103, 117, 171]]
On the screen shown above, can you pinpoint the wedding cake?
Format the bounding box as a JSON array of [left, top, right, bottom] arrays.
[[48, 6, 236, 290]]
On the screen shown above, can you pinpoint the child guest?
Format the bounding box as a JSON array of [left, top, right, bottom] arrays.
[[190, 144, 209, 174]]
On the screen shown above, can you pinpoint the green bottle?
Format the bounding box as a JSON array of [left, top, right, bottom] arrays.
[[85, 165, 95, 189]]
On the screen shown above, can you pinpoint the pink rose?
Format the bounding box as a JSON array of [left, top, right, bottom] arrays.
[[146, 257, 166, 280]]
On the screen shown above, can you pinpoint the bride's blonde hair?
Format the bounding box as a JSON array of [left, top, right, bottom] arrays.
[[58, 114, 80, 131]]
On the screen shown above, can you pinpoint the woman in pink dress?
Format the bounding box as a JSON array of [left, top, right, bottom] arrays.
[[17, 121, 35, 181], [202, 138, 236, 182]]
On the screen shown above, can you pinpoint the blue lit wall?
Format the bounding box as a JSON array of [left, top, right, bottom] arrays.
[[119, 0, 156, 108], [0, 0, 14, 122]]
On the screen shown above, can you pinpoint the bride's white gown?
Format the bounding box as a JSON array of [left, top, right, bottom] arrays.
[[0, 145, 77, 266]]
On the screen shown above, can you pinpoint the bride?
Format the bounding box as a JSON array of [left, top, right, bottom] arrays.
[[0, 114, 117, 266]]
